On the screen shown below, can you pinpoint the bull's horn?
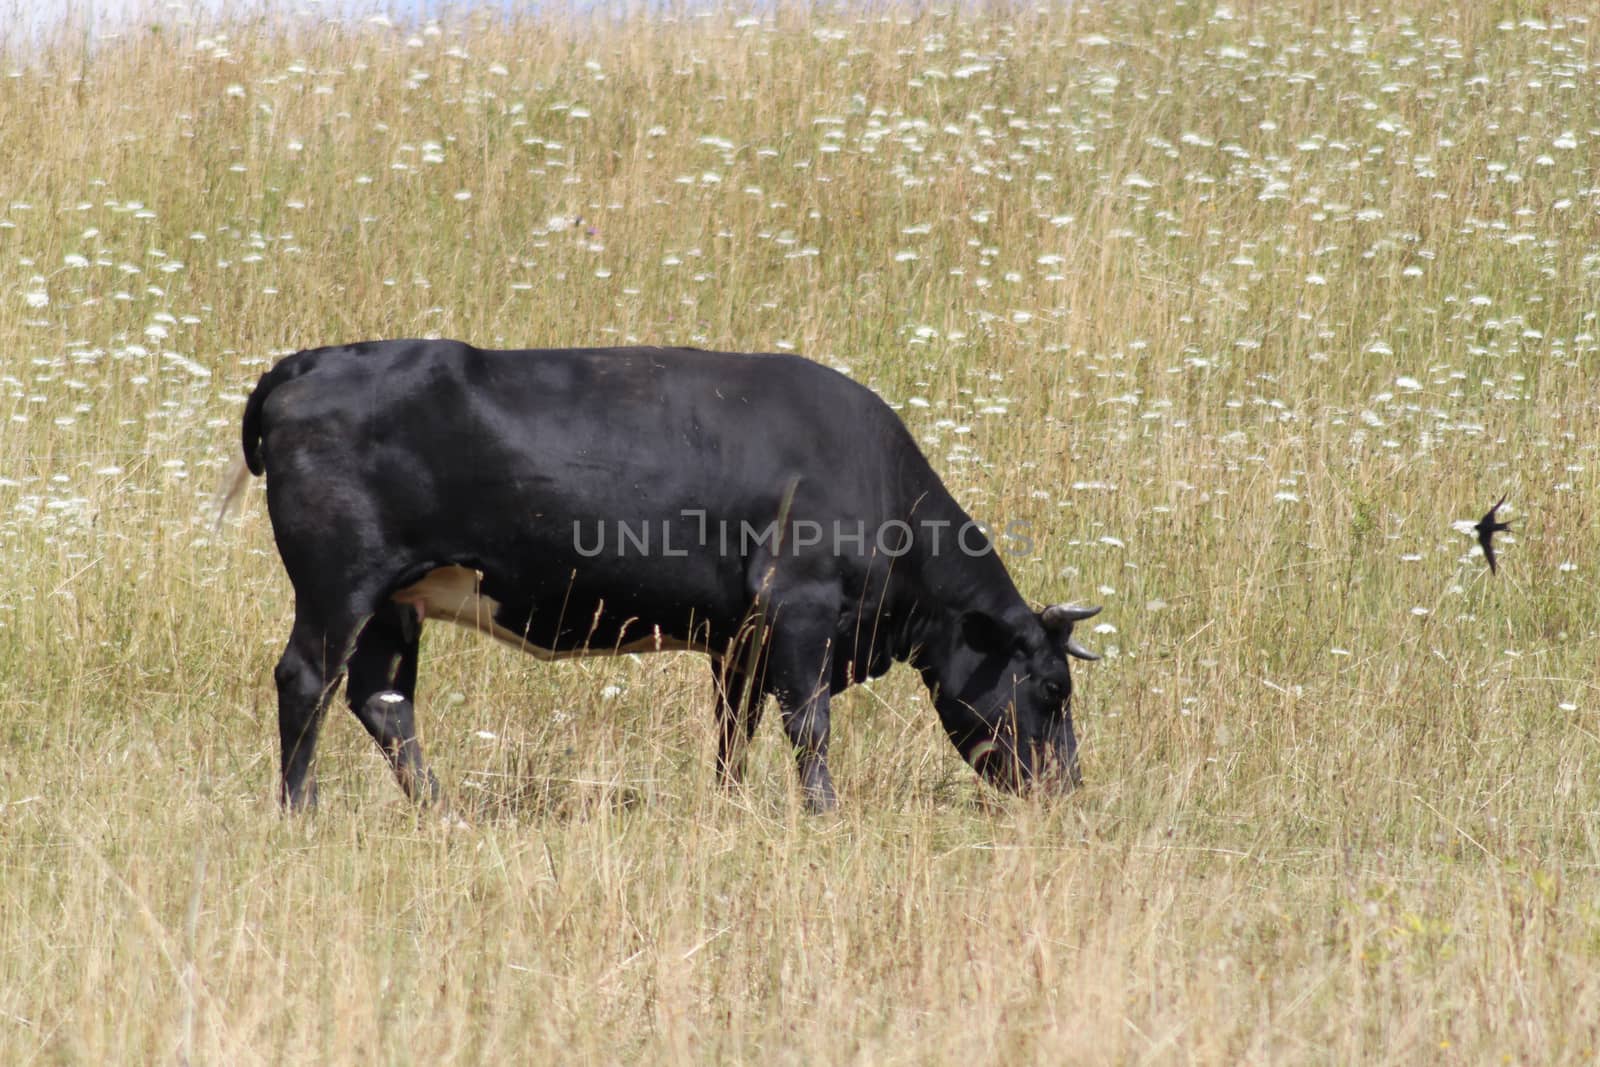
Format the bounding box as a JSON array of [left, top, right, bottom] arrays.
[[1042, 603, 1102, 660], [1041, 603, 1101, 629], [1064, 638, 1101, 662]]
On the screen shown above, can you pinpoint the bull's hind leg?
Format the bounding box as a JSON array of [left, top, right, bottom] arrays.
[[275, 607, 368, 810], [346, 603, 439, 804]]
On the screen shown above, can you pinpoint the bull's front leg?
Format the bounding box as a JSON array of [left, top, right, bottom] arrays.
[[710, 658, 765, 788], [764, 614, 839, 812], [777, 684, 836, 812], [746, 555, 843, 811]]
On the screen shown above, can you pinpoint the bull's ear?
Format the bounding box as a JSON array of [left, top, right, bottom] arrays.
[[960, 611, 1016, 657], [1040, 603, 1102, 661]]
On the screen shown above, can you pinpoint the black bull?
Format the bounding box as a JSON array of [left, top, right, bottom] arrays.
[[223, 340, 1100, 811]]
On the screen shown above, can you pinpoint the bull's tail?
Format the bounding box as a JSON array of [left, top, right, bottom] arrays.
[[214, 453, 252, 531], [216, 347, 326, 530]]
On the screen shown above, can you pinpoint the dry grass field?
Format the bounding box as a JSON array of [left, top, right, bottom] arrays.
[[2, 0, 1599, 1061]]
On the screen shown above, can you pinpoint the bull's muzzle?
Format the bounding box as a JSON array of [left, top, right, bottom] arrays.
[[968, 729, 1081, 795]]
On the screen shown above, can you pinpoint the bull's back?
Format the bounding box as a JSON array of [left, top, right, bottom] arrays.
[[259, 341, 915, 521]]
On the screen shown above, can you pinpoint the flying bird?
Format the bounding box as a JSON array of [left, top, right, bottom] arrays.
[[1474, 495, 1511, 574]]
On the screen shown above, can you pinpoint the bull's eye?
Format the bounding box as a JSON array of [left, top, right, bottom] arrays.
[[1041, 680, 1066, 704]]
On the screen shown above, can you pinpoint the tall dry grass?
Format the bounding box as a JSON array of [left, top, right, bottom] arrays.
[[2, 1, 1599, 1061]]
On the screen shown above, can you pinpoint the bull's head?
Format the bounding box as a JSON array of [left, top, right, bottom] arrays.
[[922, 603, 1101, 794]]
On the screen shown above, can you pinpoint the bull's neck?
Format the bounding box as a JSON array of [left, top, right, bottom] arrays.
[[893, 519, 1034, 672]]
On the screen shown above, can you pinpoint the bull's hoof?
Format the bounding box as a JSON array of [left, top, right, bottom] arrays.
[[399, 767, 442, 807], [803, 784, 839, 815]]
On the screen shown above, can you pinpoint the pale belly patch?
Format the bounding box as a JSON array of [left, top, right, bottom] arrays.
[[390, 565, 692, 660]]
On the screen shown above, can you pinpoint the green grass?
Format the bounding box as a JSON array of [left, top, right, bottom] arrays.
[[2, 1, 1600, 1060]]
